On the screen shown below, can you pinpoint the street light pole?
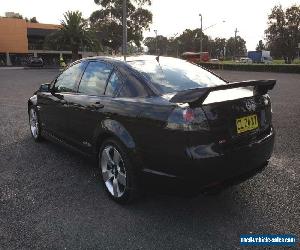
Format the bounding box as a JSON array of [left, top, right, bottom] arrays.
[[122, 0, 127, 60], [234, 28, 238, 61], [199, 13, 203, 62], [154, 29, 158, 55], [199, 14, 203, 53]]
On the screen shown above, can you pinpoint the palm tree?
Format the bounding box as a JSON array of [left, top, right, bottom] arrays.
[[46, 11, 98, 61]]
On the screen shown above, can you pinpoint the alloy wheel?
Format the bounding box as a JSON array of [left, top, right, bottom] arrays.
[[101, 145, 127, 198], [29, 108, 39, 139]]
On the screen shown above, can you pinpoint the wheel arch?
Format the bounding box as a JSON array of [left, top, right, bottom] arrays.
[[94, 119, 136, 151], [93, 119, 143, 169]]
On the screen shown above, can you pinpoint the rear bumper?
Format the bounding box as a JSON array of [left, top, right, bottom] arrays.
[[141, 127, 275, 190]]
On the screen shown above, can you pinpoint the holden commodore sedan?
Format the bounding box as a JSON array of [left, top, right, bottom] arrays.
[[28, 56, 276, 203]]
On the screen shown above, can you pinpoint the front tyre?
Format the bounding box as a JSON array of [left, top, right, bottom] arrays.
[[28, 106, 42, 142], [99, 139, 139, 203]]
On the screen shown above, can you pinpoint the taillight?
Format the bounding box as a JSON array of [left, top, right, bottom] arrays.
[[166, 107, 209, 131], [263, 94, 272, 113]]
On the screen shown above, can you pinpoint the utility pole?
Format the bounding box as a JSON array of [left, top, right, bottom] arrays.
[[154, 29, 158, 55], [234, 28, 238, 61], [122, 0, 127, 60]]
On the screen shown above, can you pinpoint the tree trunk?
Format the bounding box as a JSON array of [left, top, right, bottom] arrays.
[[285, 55, 293, 64], [72, 49, 79, 62]]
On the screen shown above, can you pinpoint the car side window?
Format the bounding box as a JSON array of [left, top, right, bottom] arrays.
[[78, 61, 113, 96], [105, 71, 123, 96], [54, 62, 85, 93], [118, 79, 149, 97]]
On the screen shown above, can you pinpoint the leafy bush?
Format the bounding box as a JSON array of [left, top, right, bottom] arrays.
[[198, 63, 300, 73]]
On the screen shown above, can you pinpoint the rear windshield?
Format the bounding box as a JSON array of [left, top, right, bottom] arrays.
[[127, 57, 226, 94]]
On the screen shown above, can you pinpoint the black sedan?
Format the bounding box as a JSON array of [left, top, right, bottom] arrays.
[[28, 56, 276, 203]]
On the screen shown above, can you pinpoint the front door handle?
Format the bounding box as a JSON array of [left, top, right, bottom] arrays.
[[56, 99, 68, 107]]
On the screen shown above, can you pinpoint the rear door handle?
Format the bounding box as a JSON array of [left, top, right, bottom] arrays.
[[89, 102, 104, 110]]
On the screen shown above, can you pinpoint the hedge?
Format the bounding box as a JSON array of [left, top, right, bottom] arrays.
[[197, 63, 300, 74]]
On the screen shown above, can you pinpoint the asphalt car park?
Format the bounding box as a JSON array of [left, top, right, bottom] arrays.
[[0, 68, 299, 249]]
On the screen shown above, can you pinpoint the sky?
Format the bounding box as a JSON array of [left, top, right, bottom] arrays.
[[1, 0, 298, 50]]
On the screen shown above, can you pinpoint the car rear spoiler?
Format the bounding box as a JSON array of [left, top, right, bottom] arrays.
[[169, 79, 276, 105]]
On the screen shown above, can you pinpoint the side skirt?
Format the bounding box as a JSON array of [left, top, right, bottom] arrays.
[[41, 130, 95, 160]]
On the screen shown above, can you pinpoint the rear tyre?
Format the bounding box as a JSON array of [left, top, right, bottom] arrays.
[[99, 138, 140, 203], [28, 106, 42, 142]]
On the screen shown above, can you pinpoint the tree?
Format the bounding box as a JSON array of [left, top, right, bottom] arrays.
[[45, 11, 99, 61], [30, 17, 38, 23], [256, 40, 266, 50], [166, 36, 180, 57], [144, 37, 156, 54], [207, 38, 216, 58], [265, 5, 300, 63], [90, 0, 152, 52], [145, 29, 227, 58], [172, 28, 209, 55], [24, 17, 39, 23], [127, 42, 143, 54], [144, 29, 246, 60], [225, 36, 247, 59], [144, 35, 168, 55], [213, 38, 226, 59]]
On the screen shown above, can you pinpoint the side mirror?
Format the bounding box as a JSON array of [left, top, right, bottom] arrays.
[[39, 83, 51, 93]]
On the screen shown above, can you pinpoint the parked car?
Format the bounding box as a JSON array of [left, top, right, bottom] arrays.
[[27, 57, 44, 67], [239, 57, 253, 63], [28, 56, 276, 203], [209, 58, 220, 63]]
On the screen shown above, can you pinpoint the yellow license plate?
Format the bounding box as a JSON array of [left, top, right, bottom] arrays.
[[236, 114, 259, 134]]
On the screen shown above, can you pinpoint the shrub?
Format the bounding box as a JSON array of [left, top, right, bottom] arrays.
[[198, 63, 300, 74]]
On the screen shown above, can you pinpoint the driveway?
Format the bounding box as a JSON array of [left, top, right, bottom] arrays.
[[0, 69, 299, 249]]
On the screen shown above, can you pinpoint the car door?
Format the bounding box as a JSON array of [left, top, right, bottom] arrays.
[[65, 60, 116, 151], [37, 62, 86, 139]]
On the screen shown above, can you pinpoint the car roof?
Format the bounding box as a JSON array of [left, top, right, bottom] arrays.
[[80, 55, 177, 67], [83, 54, 157, 61]]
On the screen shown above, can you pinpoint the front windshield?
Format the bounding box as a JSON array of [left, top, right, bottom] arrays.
[[127, 57, 226, 94]]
